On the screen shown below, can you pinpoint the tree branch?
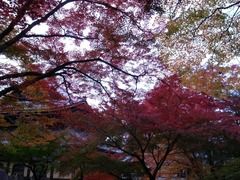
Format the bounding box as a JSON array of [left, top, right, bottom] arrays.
[[84, 0, 148, 33], [0, 0, 150, 54], [24, 33, 97, 40], [0, 0, 33, 41], [0, 58, 139, 97], [193, 1, 240, 35], [59, 74, 72, 103], [152, 136, 179, 178], [0, 0, 77, 54], [64, 66, 112, 98], [0, 71, 42, 81]]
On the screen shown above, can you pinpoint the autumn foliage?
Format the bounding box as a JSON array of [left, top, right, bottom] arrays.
[[96, 75, 239, 179], [0, 0, 240, 179]]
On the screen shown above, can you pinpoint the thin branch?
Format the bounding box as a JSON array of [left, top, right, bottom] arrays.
[[0, 0, 77, 53], [143, 133, 153, 152], [0, 0, 151, 54], [0, 57, 139, 97], [48, 58, 139, 79], [124, 126, 145, 154], [150, 146, 158, 165], [153, 136, 179, 177], [170, 0, 182, 19], [24, 34, 96, 40], [105, 137, 152, 178], [228, 6, 239, 27], [64, 66, 112, 98], [207, 5, 240, 57], [86, 0, 131, 19], [222, 6, 240, 37], [84, 0, 149, 33], [0, 71, 42, 81], [0, 0, 33, 41], [193, 1, 240, 35], [59, 74, 72, 103]]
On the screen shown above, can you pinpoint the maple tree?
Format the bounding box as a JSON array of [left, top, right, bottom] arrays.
[[144, 76, 240, 178], [96, 75, 240, 179], [0, 95, 105, 180], [0, 76, 72, 146], [57, 144, 142, 179], [0, 1, 239, 179], [0, 0, 162, 103], [158, 0, 240, 63], [0, 140, 63, 180], [153, 0, 240, 98], [204, 157, 240, 180], [0, 75, 98, 179], [0, 1, 239, 104]]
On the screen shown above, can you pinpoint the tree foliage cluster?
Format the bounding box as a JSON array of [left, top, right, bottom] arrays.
[[0, 0, 239, 179]]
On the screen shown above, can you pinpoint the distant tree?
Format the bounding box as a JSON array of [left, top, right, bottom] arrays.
[[0, 141, 63, 180], [57, 143, 143, 180], [204, 157, 240, 180]]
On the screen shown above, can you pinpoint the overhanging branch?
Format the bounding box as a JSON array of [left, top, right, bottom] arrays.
[[0, 0, 77, 54], [24, 34, 97, 40], [0, 58, 140, 97]]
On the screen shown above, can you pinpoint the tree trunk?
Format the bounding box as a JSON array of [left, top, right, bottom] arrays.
[[149, 174, 156, 180]]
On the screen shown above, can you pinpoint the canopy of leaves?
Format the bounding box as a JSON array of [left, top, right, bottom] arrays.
[[97, 75, 240, 178], [0, 1, 239, 179], [153, 0, 240, 97], [0, 0, 162, 103]]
